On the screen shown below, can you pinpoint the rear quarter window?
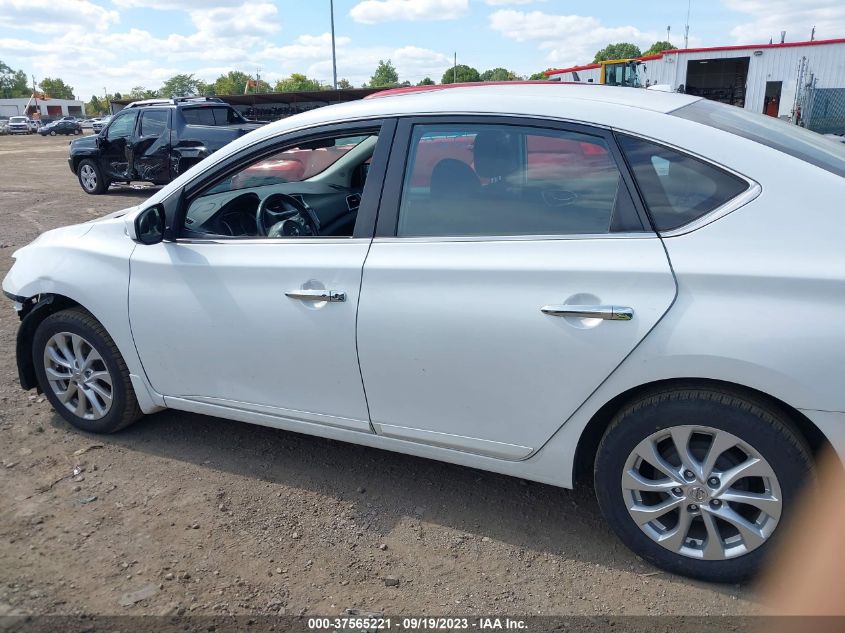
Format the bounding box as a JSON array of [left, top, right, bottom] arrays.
[[617, 134, 749, 232]]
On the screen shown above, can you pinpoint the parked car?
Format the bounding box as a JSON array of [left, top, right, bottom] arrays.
[[0, 118, 9, 135], [27, 119, 42, 133], [4, 84, 845, 583], [7, 116, 32, 134], [91, 116, 110, 133], [69, 97, 261, 194], [80, 119, 96, 129], [38, 119, 82, 136]]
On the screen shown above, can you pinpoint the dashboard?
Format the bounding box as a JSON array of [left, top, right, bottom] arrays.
[[184, 181, 362, 238]]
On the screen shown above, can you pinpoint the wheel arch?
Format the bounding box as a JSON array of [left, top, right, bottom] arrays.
[[16, 293, 95, 391], [572, 377, 830, 487]]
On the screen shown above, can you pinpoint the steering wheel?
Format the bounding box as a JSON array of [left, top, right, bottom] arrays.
[[256, 192, 320, 237]]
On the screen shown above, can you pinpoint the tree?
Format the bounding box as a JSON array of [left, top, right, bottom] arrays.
[[211, 71, 248, 95], [159, 73, 204, 98], [593, 43, 642, 62], [417, 77, 435, 86], [38, 77, 75, 99], [128, 86, 158, 100], [86, 95, 107, 116], [480, 68, 520, 82], [337, 78, 353, 89], [0, 60, 31, 98], [369, 60, 399, 88], [274, 73, 324, 92], [528, 70, 551, 80], [441, 64, 481, 84], [643, 40, 677, 56]]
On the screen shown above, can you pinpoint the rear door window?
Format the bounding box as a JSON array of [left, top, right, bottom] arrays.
[[140, 110, 168, 137], [617, 134, 749, 231], [397, 123, 640, 237]]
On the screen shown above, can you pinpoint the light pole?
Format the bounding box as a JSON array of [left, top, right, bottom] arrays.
[[330, 0, 338, 89]]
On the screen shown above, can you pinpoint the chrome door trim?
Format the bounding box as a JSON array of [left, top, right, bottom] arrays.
[[285, 289, 346, 302], [658, 182, 762, 237], [541, 305, 634, 320]]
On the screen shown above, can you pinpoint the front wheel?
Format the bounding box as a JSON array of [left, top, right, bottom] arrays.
[[77, 158, 108, 194], [594, 386, 812, 583], [33, 308, 142, 433]]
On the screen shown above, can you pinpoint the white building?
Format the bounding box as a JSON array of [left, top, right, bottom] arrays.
[[0, 97, 86, 119], [546, 38, 845, 132]]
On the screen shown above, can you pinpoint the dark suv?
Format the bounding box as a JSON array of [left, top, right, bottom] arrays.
[[68, 97, 262, 194]]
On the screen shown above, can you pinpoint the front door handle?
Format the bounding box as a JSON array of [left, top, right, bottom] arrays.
[[285, 289, 346, 303], [541, 304, 633, 321]]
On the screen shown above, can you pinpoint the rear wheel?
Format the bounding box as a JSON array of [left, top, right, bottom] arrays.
[[33, 308, 142, 433], [49, 130, 56, 136], [594, 387, 812, 582], [77, 159, 108, 194]]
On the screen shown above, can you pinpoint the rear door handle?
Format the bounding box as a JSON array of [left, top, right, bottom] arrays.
[[285, 289, 346, 303], [541, 304, 633, 321]]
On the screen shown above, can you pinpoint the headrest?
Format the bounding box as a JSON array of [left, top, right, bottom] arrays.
[[430, 158, 480, 199], [473, 131, 519, 178]]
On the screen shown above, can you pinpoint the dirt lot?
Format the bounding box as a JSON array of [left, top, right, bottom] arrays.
[[0, 133, 756, 618]]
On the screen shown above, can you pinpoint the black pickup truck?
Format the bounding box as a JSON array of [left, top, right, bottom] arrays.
[[68, 97, 262, 194]]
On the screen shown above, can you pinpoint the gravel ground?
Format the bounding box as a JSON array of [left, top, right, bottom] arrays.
[[0, 133, 757, 618]]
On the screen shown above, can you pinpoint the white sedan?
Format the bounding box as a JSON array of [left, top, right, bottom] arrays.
[[4, 84, 844, 582]]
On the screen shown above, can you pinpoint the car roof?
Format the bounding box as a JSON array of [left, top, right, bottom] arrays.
[[241, 84, 700, 146]]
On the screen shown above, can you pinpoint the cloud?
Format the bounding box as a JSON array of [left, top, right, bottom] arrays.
[[258, 33, 450, 86], [485, 0, 537, 5], [111, 0, 243, 8], [489, 9, 657, 67], [189, 2, 280, 38], [0, 0, 118, 32], [350, 0, 468, 24], [722, 0, 845, 42]]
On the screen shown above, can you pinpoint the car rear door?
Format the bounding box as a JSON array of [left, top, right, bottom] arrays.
[[356, 116, 677, 459]]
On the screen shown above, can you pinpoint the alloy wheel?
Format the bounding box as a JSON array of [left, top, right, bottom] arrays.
[[80, 164, 97, 191], [43, 332, 114, 420], [621, 425, 781, 560]]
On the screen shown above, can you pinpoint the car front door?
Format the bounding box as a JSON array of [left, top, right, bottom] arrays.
[[99, 109, 138, 180], [132, 109, 171, 183], [128, 121, 393, 433], [356, 117, 677, 459]]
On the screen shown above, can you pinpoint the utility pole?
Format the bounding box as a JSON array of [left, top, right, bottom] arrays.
[[684, 0, 691, 48], [667, 25, 671, 44], [330, 0, 338, 89], [453, 52, 457, 83], [810, 26, 816, 41]]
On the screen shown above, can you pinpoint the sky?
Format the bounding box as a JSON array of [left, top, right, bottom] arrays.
[[0, 0, 843, 100]]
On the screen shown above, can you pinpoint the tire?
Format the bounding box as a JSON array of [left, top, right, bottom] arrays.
[[77, 158, 108, 195], [594, 386, 812, 583], [32, 308, 142, 434], [49, 130, 56, 136]]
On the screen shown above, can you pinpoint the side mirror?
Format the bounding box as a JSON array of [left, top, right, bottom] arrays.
[[132, 204, 166, 245]]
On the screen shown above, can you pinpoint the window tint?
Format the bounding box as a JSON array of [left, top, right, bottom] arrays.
[[106, 111, 137, 139], [397, 124, 634, 237], [140, 110, 168, 137], [182, 106, 244, 126], [617, 134, 748, 231], [672, 99, 845, 178]]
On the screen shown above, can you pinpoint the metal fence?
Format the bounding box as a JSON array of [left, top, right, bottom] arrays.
[[803, 88, 845, 135]]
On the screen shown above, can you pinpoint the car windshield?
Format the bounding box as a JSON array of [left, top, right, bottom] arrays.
[[10, 117, 26, 123], [671, 99, 845, 178]]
